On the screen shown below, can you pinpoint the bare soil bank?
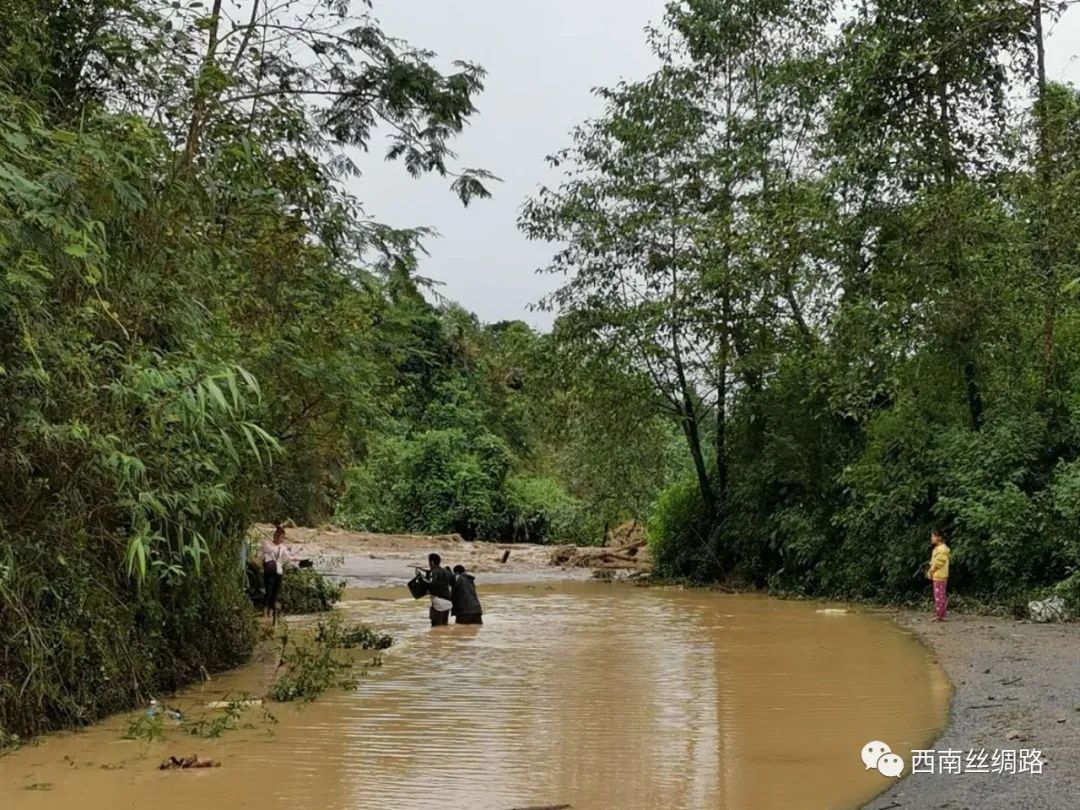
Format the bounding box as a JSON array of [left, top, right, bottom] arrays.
[[264, 524, 649, 586], [864, 611, 1080, 810]]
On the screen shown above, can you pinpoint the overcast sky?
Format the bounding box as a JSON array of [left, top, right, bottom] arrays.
[[355, 1, 1080, 331]]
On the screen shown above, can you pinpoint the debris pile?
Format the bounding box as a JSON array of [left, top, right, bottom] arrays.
[[159, 755, 220, 770], [549, 540, 648, 570]]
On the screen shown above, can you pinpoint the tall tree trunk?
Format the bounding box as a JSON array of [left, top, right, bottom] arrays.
[[1032, 0, 1056, 386], [937, 68, 984, 430], [716, 273, 735, 513], [962, 360, 983, 428], [671, 324, 716, 518], [680, 395, 716, 519], [183, 0, 225, 167], [665, 188, 716, 518], [714, 357, 728, 510]]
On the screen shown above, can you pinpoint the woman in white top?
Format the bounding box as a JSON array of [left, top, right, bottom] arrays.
[[261, 525, 295, 621]]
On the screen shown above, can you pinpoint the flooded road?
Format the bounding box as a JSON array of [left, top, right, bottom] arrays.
[[0, 582, 949, 810]]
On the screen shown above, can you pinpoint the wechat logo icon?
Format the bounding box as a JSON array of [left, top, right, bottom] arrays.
[[862, 740, 905, 778]]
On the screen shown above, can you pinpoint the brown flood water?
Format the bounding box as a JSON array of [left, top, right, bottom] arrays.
[[0, 582, 949, 810]]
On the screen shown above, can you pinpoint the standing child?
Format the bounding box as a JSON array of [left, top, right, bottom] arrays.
[[926, 529, 950, 621]]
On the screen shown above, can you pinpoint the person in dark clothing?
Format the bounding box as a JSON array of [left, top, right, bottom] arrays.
[[451, 564, 483, 625], [421, 553, 454, 627]]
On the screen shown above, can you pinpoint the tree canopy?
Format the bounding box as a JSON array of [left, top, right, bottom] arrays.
[[524, 0, 1080, 605]]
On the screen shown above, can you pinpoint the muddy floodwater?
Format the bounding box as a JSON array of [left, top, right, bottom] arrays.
[[0, 582, 949, 810]]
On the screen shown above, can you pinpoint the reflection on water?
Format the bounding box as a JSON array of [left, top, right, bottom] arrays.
[[0, 583, 949, 810]]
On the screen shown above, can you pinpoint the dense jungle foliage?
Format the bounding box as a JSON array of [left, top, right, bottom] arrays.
[[524, 0, 1080, 608], [0, 0, 673, 742]]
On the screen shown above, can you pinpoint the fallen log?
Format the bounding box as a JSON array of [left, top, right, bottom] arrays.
[[207, 699, 261, 709], [550, 540, 649, 569]]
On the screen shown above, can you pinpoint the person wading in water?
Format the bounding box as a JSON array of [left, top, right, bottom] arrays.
[[451, 564, 483, 625], [421, 553, 454, 627]]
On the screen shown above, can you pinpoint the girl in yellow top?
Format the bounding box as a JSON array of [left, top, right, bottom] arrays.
[[927, 529, 950, 621]]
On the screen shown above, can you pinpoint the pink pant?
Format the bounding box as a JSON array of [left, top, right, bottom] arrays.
[[933, 579, 948, 619]]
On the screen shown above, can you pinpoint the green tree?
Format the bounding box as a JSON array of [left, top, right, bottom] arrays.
[[0, 0, 494, 740], [521, 0, 832, 544]]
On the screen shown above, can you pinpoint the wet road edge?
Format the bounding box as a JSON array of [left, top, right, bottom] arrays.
[[862, 611, 1080, 810]]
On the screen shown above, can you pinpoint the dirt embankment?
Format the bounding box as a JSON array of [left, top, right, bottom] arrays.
[[864, 611, 1080, 810], [257, 524, 650, 586]]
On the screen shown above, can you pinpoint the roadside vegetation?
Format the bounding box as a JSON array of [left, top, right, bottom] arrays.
[[1, 0, 660, 744], [269, 616, 387, 703], [276, 568, 344, 615], [524, 0, 1080, 610]]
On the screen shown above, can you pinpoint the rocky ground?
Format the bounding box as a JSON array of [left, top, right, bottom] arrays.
[[864, 611, 1080, 810]]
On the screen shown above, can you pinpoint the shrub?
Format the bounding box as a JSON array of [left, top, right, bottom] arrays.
[[276, 568, 343, 615], [268, 641, 356, 703], [1054, 572, 1080, 614], [336, 429, 512, 539], [124, 713, 164, 742], [0, 535, 257, 742], [0, 729, 21, 751], [500, 475, 597, 544], [269, 616, 388, 702], [185, 700, 245, 739], [647, 474, 715, 580], [317, 621, 393, 650]]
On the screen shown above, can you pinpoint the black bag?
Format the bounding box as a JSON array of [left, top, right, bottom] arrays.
[[407, 573, 429, 600]]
